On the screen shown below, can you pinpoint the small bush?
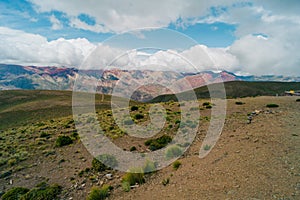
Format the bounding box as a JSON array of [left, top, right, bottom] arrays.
[[165, 145, 183, 160], [172, 160, 181, 170], [235, 101, 244, 105], [205, 105, 212, 109], [92, 154, 118, 172], [202, 102, 210, 106], [55, 135, 73, 147], [204, 144, 211, 151], [266, 104, 279, 108], [143, 160, 156, 173], [129, 146, 136, 151], [130, 105, 139, 111], [162, 178, 170, 186], [2, 187, 29, 200], [145, 135, 172, 151], [296, 99, 300, 102], [87, 185, 110, 200], [40, 132, 50, 138], [134, 113, 144, 120], [121, 181, 131, 192], [21, 183, 62, 200], [122, 169, 145, 186]]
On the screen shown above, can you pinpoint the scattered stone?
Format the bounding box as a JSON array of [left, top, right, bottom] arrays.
[[105, 173, 113, 180], [24, 174, 31, 179], [9, 179, 13, 185]]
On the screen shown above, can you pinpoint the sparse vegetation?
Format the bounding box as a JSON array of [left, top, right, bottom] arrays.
[[2, 187, 30, 200], [130, 146, 137, 151], [162, 178, 170, 186], [2, 183, 62, 200], [165, 145, 183, 160], [266, 103, 279, 108], [55, 135, 73, 147], [235, 101, 245, 105], [204, 144, 211, 151], [122, 168, 145, 186], [134, 113, 144, 120], [92, 154, 118, 172], [86, 185, 110, 200], [130, 105, 139, 111], [172, 160, 181, 170], [145, 135, 172, 151]]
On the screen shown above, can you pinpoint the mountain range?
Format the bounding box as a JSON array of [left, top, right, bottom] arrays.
[[1, 64, 300, 101]]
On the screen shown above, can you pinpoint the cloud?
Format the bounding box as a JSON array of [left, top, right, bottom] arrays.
[[0, 27, 95, 66], [49, 14, 63, 30]]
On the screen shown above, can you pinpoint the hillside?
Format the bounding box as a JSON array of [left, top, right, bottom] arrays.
[[150, 81, 300, 102], [0, 90, 122, 130], [0, 91, 299, 199]]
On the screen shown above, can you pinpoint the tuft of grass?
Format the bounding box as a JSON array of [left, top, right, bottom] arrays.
[[266, 103, 279, 108], [92, 154, 118, 172], [130, 105, 139, 111], [202, 102, 210, 106], [204, 144, 211, 151], [129, 146, 136, 151], [121, 181, 131, 192], [145, 135, 172, 151], [55, 135, 73, 147], [162, 178, 170, 186], [165, 145, 183, 160], [86, 185, 110, 200], [2, 187, 29, 200], [172, 160, 181, 170], [122, 168, 145, 186], [134, 113, 144, 120]]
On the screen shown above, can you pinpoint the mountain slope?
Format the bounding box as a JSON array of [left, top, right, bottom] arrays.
[[150, 81, 300, 102]]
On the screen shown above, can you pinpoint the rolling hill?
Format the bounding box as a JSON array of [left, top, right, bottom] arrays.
[[150, 81, 300, 102]]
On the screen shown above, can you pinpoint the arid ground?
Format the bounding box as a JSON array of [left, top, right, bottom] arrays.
[[0, 94, 299, 200]]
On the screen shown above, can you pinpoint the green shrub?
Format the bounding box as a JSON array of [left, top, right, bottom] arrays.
[[204, 144, 211, 151], [92, 154, 118, 172], [145, 135, 172, 151], [202, 102, 210, 106], [2, 187, 29, 200], [296, 99, 300, 102], [122, 169, 145, 186], [165, 145, 183, 160], [55, 135, 73, 147], [162, 178, 170, 186], [266, 104, 279, 108], [40, 132, 50, 138], [172, 160, 181, 170], [21, 183, 62, 200], [235, 101, 244, 105], [205, 105, 212, 109], [129, 146, 136, 151], [130, 105, 139, 111], [143, 160, 156, 173], [86, 185, 110, 200], [121, 181, 130, 192], [134, 113, 144, 120]]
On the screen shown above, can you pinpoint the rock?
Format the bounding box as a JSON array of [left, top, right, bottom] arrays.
[[9, 179, 13, 185], [24, 174, 31, 179], [105, 174, 113, 180]]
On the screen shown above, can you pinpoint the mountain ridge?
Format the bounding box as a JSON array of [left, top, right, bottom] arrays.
[[1, 64, 300, 101]]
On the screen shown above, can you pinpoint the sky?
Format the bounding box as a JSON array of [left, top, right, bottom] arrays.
[[0, 0, 300, 75]]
